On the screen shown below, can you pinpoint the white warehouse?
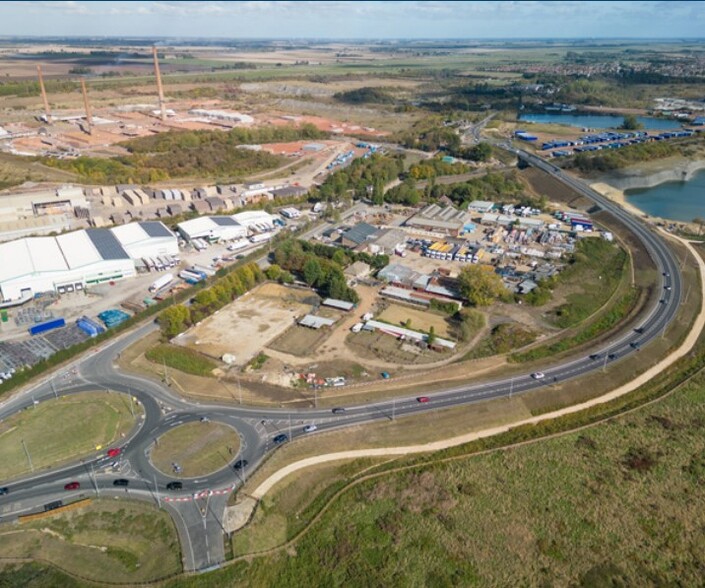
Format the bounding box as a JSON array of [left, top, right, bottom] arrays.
[[112, 221, 179, 258], [0, 221, 177, 302], [176, 216, 248, 243]]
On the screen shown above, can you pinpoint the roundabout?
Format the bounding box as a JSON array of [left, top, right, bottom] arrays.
[[150, 421, 241, 478]]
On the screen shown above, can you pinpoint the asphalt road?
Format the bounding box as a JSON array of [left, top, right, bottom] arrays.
[[0, 149, 683, 571]]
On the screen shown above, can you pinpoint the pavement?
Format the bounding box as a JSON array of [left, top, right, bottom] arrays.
[[0, 146, 688, 573]]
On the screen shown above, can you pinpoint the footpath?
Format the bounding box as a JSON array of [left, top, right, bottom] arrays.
[[225, 232, 705, 533]]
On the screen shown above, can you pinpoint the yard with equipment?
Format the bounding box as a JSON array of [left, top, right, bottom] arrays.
[[150, 421, 240, 478], [0, 392, 140, 481], [0, 499, 180, 583]]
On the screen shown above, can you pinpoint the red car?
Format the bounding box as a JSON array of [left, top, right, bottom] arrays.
[[107, 448, 121, 458], [64, 482, 80, 491], [417, 396, 430, 403]]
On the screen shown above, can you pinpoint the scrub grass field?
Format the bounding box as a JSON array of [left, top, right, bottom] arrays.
[[150, 421, 240, 478], [0, 499, 181, 583], [0, 392, 140, 481]]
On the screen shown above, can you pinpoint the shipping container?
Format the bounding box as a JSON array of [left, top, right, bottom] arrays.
[[29, 317, 65, 336]]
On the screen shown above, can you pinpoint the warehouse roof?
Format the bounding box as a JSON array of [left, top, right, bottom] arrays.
[[322, 298, 355, 311], [139, 221, 174, 238], [56, 230, 102, 268], [343, 222, 378, 246], [85, 229, 130, 260], [212, 217, 240, 226]]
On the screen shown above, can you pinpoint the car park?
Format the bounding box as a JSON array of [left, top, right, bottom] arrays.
[[273, 433, 289, 444], [303, 424, 318, 433], [233, 459, 248, 470], [113, 479, 129, 487], [417, 396, 430, 403], [64, 482, 80, 490], [531, 372, 545, 380], [166, 482, 183, 491]]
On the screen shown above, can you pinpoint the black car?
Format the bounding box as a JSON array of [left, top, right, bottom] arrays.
[[634, 327, 644, 334], [166, 481, 183, 491], [589, 353, 601, 361], [608, 353, 617, 360], [273, 433, 288, 444], [630, 341, 641, 349], [0, 487, 8, 496], [113, 479, 129, 487], [233, 459, 248, 470], [332, 407, 346, 414]]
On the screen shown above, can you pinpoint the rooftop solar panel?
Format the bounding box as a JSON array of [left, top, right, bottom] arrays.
[[139, 221, 174, 238], [86, 229, 130, 260]]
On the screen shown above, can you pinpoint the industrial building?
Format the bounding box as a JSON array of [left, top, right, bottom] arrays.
[[176, 216, 248, 243], [405, 204, 473, 236], [111, 221, 179, 258], [0, 221, 177, 302], [231, 210, 277, 232]]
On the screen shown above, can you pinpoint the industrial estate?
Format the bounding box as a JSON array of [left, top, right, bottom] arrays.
[[0, 4, 704, 586]]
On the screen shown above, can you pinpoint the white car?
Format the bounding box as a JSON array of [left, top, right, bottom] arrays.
[[303, 424, 318, 433], [531, 372, 545, 380]]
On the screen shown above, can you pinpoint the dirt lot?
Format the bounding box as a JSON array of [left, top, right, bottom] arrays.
[[174, 283, 317, 365], [268, 323, 335, 357], [377, 303, 452, 338]]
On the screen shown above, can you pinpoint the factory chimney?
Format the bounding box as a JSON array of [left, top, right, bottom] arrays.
[[36, 65, 52, 123], [152, 46, 166, 121], [80, 79, 93, 134]]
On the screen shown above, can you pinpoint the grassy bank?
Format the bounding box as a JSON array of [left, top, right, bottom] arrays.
[[0, 500, 181, 584], [145, 344, 217, 377]]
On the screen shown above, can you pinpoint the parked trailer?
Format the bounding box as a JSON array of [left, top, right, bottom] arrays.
[[249, 233, 272, 244], [29, 317, 65, 336], [150, 273, 174, 292], [179, 270, 205, 283], [192, 264, 216, 277]]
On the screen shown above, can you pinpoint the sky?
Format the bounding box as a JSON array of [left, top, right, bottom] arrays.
[[0, 1, 702, 40]]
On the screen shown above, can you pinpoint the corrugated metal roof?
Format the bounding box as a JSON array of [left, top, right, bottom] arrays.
[[139, 221, 174, 238], [86, 229, 130, 260], [299, 315, 336, 329], [343, 222, 378, 245], [322, 298, 355, 311]]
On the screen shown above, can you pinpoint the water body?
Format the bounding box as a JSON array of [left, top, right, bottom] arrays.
[[625, 169, 705, 222], [518, 112, 683, 130]]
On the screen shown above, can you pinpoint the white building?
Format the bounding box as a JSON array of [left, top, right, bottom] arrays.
[[176, 216, 247, 243], [0, 230, 135, 301], [231, 210, 276, 232], [111, 221, 179, 258]]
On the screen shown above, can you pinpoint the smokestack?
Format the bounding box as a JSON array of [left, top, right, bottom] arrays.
[[80, 79, 93, 134], [37, 65, 52, 124], [152, 46, 166, 121]]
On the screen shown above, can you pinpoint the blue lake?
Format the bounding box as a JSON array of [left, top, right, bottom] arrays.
[[518, 112, 683, 130], [625, 169, 705, 222]]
